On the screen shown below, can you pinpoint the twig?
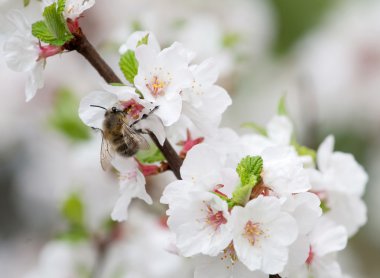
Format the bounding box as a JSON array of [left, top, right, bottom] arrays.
[[64, 27, 183, 179]]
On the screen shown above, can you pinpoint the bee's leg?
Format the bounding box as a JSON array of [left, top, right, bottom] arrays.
[[91, 127, 104, 135], [130, 106, 159, 127]]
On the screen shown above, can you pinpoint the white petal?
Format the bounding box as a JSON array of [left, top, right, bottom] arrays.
[[267, 115, 293, 146], [25, 61, 44, 102], [154, 95, 182, 126], [192, 58, 219, 86], [311, 217, 347, 257], [181, 144, 223, 188], [78, 91, 117, 129], [317, 135, 335, 172], [135, 115, 166, 145]]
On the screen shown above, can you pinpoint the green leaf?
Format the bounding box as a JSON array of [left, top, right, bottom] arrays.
[[222, 32, 240, 49], [136, 33, 149, 47], [277, 95, 287, 116], [57, 0, 66, 14], [136, 145, 165, 163], [231, 184, 255, 207], [231, 156, 263, 207], [236, 156, 263, 186], [320, 200, 331, 214], [32, 21, 57, 44], [32, 2, 73, 46], [294, 143, 317, 162], [23, 0, 30, 7], [119, 50, 139, 84], [61, 193, 85, 227], [241, 122, 267, 136], [48, 88, 91, 141]]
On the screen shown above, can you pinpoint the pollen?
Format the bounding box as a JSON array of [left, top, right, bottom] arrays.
[[146, 76, 166, 97], [206, 205, 227, 230], [243, 220, 264, 246]]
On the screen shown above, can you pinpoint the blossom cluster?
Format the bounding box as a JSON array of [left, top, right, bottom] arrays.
[[1, 1, 368, 278]]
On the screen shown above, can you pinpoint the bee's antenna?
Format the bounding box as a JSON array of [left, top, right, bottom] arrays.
[[90, 105, 107, 110]]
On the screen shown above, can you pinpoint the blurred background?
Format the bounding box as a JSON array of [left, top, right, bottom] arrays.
[[1, 0, 380, 277]]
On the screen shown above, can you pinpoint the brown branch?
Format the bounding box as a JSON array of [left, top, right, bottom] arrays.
[[269, 275, 281, 278], [64, 27, 182, 179]]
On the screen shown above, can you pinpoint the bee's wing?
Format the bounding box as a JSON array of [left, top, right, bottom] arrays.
[[100, 135, 115, 171], [122, 123, 150, 150]]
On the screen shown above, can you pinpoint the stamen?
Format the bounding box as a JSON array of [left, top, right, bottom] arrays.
[[206, 205, 227, 230], [243, 220, 264, 245]]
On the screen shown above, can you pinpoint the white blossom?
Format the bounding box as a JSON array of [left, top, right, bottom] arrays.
[[43, 0, 95, 20], [134, 41, 192, 126], [231, 196, 298, 274], [2, 10, 45, 101], [110, 156, 152, 222]]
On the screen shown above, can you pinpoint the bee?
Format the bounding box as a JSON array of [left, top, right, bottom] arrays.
[[90, 105, 156, 170]]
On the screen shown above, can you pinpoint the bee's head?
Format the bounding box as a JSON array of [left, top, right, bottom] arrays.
[[111, 106, 120, 113]]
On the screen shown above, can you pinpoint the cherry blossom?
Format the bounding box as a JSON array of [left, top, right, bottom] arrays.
[[43, 0, 95, 20]]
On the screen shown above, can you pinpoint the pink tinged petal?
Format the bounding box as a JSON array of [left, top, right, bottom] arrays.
[[25, 61, 44, 102], [317, 135, 335, 172], [78, 91, 117, 129], [311, 218, 348, 257], [267, 115, 293, 146], [154, 94, 182, 126], [181, 144, 223, 188], [192, 58, 219, 86], [119, 31, 161, 54], [134, 115, 166, 145], [170, 192, 232, 256], [282, 235, 310, 275]]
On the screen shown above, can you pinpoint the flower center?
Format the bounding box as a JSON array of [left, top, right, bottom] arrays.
[[243, 220, 264, 245], [147, 76, 167, 97], [121, 99, 145, 120], [306, 246, 314, 265], [206, 205, 227, 230]]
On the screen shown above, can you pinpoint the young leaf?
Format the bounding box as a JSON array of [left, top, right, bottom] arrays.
[[57, 0, 66, 14], [61, 193, 85, 227], [32, 2, 73, 46], [293, 143, 317, 162], [236, 156, 263, 186], [119, 50, 139, 84], [32, 20, 57, 44], [231, 184, 255, 207], [136, 33, 149, 47], [241, 122, 267, 136], [136, 145, 165, 163], [48, 88, 91, 141], [278, 95, 288, 115], [23, 0, 31, 7]]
